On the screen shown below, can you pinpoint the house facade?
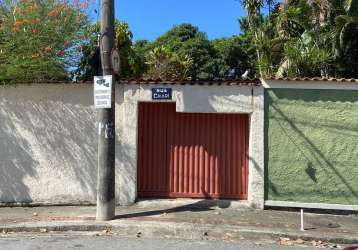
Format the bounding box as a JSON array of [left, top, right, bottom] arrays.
[[0, 78, 357, 210], [116, 80, 264, 208]]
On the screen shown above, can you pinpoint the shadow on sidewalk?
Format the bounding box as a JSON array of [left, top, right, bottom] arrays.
[[114, 199, 232, 220]]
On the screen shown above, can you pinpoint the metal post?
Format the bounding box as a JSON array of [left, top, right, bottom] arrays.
[[300, 209, 304, 231], [96, 0, 115, 221]]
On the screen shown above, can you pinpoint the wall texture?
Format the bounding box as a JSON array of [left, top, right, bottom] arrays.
[[0, 84, 122, 205], [265, 88, 358, 205], [0, 83, 264, 208]]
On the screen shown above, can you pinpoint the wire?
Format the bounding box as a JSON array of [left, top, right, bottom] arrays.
[[96, 0, 101, 47]]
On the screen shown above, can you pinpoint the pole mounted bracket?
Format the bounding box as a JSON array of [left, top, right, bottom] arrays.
[[104, 122, 114, 139]]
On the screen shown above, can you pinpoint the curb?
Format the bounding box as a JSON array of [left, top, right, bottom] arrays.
[[0, 221, 110, 233], [1, 220, 358, 245]]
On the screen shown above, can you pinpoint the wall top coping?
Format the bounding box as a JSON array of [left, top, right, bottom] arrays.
[[264, 77, 358, 83], [262, 78, 358, 90], [0, 79, 261, 86], [120, 79, 261, 86], [3, 77, 358, 87]]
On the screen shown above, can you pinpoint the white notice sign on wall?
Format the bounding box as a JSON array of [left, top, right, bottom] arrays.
[[94, 75, 112, 109]]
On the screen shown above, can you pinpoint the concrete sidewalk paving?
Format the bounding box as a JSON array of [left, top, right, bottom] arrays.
[[0, 200, 357, 246]]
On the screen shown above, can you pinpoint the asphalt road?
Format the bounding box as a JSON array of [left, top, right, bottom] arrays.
[[0, 234, 325, 250]]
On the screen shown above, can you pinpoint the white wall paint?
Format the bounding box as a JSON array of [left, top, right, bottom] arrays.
[[0, 84, 98, 204], [0, 83, 265, 208], [118, 84, 265, 208]]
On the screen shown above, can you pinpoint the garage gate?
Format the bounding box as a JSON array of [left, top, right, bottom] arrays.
[[137, 102, 249, 200]]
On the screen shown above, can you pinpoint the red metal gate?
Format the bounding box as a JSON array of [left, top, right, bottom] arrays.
[[138, 102, 248, 199]]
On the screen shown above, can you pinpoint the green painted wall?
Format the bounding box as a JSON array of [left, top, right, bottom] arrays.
[[265, 88, 358, 205]]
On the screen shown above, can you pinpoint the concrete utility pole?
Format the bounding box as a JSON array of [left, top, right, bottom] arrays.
[[96, 0, 115, 221]]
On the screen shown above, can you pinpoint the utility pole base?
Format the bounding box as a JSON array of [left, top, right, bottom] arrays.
[[96, 199, 115, 221]]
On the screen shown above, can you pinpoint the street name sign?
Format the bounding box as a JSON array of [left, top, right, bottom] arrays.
[[152, 88, 172, 100], [94, 75, 112, 109]]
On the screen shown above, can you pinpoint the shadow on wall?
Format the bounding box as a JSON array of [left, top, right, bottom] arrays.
[[265, 89, 358, 204], [116, 133, 136, 204], [0, 109, 37, 203], [0, 85, 97, 204]]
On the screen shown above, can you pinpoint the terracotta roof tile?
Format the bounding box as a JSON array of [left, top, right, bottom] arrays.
[[120, 78, 261, 86], [265, 77, 358, 83]]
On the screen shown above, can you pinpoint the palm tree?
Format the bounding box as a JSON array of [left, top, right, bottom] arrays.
[[276, 33, 331, 77], [241, 0, 265, 76], [332, 0, 358, 76], [306, 0, 332, 28], [274, 1, 332, 77], [334, 0, 358, 54]]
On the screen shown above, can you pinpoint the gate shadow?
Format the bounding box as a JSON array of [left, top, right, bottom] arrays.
[[114, 199, 231, 219]]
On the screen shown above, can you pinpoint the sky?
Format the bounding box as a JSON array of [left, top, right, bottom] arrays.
[[108, 0, 247, 41]]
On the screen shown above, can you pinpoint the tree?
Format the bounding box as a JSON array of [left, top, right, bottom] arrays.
[[241, 0, 265, 76], [123, 23, 258, 80], [277, 33, 331, 77], [239, 0, 358, 78], [72, 22, 100, 81], [333, 0, 358, 76], [274, 0, 332, 77], [114, 21, 137, 79], [239, 0, 336, 78], [212, 36, 256, 78], [74, 20, 145, 80], [131, 40, 152, 77], [144, 46, 193, 80], [151, 23, 220, 80], [0, 0, 88, 83]]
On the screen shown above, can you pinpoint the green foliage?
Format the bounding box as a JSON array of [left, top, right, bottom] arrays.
[[74, 20, 146, 81], [274, 1, 311, 39], [278, 34, 331, 77], [241, 0, 263, 29], [77, 23, 256, 81], [151, 24, 220, 80], [131, 40, 152, 76], [72, 22, 99, 81], [115, 21, 141, 79], [2, 0, 357, 81], [0, 0, 88, 83], [143, 23, 256, 80], [242, 0, 358, 78], [144, 46, 193, 80], [212, 36, 256, 77], [333, 0, 358, 76]]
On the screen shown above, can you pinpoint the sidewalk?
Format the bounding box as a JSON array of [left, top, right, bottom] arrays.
[[0, 199, 357, 246]]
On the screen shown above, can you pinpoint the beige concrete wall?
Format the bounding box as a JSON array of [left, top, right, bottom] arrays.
[[0, 83, 264, 208], [0, 84, 119, 205], [118, 84, 265, 208]]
